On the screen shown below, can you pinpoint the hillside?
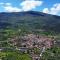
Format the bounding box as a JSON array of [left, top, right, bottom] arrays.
[[0, 11, 60, 33]]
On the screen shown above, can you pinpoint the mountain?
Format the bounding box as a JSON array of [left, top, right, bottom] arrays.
[[0, 11, 60, 33]]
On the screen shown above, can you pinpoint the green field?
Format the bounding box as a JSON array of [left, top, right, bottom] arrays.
[[0, 51, 31, 60]]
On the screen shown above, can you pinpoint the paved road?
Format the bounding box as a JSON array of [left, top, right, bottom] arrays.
[[39, 46, 46, 57]]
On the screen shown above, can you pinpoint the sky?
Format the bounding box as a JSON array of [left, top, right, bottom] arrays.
[[0, 0, 60, 16]]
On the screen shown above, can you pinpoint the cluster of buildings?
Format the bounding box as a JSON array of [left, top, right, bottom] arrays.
[[8, 34, 54, 60], [9, 34, 54, 49], [0, 34, 55, 60]]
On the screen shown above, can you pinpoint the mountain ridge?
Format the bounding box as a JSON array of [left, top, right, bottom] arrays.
[[0, 11, 60, 16]]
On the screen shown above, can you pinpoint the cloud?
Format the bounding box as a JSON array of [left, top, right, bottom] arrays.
[[0, 3, 4, 5], [0, 3, 22, 12], [20, 0, 43, 11], [43, 3, 60, 15], [0, 0, 43, 12], [0, 3, 11, 6], [4, 3, 12, 6], [4, 6, 22, 12], [43, 8, 49, 13]]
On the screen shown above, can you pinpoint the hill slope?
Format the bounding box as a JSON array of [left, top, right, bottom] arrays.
[[0, 11, 60, 33]]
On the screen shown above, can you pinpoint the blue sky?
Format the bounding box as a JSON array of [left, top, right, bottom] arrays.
[[0, 0, 60, 16]]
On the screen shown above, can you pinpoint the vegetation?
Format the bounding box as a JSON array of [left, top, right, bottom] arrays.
[[0, 51, 31, 60], [0, 11, 60, 60], [41, 46, 60, 60]]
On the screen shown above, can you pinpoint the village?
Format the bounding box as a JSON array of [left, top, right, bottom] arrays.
[[3, 34, 54, 60], [0, 33, 55, 60]]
